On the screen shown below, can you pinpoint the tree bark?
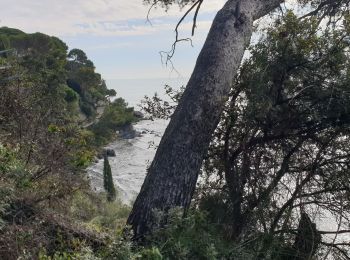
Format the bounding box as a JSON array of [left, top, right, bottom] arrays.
[[127, 0, 284, 239]]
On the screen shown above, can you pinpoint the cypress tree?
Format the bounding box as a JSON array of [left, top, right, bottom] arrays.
[[103, 155, 116, 202]]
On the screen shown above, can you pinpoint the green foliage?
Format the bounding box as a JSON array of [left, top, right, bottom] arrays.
[[0, 27, 134, 258], [0, 26, 118, 122], [103, 156, 116, 202], [68, 48, 94, 68], [139, 247, 163, 260], [140, 9, 350, 259], [0, 27, 25, 37], [99, 209, 249, 260], [69, 191, 130, 233], [64, 86, 79, 103], [88, 201, 129, 232], [3, 1, 350, 258], [0, 35, 10, 50], [90, 98, 136, 146], [202, 12, 350, 256], [66, 48, 110, 118], [99, 98, 135, 129], [144, 209, 247, 259], [80, 102, 96, 118], [106, 88, 117, 97], [102, 238, 135, 260], [0, 144, 18, 229], [0, 144, 32, 190], [38, 244, 101, 260]]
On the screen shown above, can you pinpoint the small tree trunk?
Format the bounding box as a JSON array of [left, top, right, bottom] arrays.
[[127, 0, 284, 239]]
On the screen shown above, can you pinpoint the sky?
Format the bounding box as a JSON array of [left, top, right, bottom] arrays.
[[0, 1, 306, 105], [0, 0, 226, 81]]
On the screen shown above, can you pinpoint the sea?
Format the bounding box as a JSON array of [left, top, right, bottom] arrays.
[[87, 118, 168, 204], [87, 77, 186, 204]]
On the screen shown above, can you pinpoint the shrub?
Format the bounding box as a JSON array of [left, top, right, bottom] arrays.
[[64, 86, 78, 103]]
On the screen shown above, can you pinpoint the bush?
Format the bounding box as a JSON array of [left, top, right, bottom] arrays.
[[89, 98, 136, 146], [80, 102, 95, 118], [69, 191, 130, 233], [144, 208, 249, 260], [64, 87, 78, 103]]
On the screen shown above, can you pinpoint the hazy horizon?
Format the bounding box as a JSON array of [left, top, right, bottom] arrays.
[[106, 77, 188, 107]]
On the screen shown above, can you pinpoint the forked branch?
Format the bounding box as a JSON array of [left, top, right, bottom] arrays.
[[147, 0, 204, 67]]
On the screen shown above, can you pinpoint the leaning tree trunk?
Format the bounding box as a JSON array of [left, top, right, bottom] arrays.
[[127, 0, 284, 239]]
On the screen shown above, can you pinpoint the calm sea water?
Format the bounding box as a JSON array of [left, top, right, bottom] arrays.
[[106, 77, 188, 107], [88, 78, 186, 204], [88, 119, 169, 204]]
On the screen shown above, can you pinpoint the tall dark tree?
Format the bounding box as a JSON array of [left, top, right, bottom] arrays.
[[103, 156, 116, 202], [128, 0, 285, 238], [128, 0, 348, 239], [138, 6, 350, 257]]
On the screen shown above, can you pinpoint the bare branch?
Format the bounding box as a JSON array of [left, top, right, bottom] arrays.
[[159, 0, 203, 67], [192, 0, 203, 36], [146, 0, 160, 25]]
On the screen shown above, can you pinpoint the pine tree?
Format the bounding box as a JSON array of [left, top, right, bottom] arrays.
[[103, 156, 116, 202], [128, 0, 285, 238]]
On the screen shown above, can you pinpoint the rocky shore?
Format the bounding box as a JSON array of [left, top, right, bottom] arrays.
[[88, 119, 169, 204]]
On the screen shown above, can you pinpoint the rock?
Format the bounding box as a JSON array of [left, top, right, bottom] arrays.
[[133, 111, 144, 119], [119, 124, 137, 139]]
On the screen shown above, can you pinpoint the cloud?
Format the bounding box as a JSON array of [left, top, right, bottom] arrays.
[[0, 0, 224, 37], [67, 18, 213, 37], [0, 0, 226, 81]]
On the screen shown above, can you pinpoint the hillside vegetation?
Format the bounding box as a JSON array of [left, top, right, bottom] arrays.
[[1, 1, 350, 258], [0, 27, 136, 259]]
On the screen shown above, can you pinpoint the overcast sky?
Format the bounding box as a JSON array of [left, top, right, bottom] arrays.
[[0, 0, 226, 80]]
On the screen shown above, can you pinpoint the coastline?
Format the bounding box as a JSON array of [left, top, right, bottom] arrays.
[[87, 118, 168, 205]]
